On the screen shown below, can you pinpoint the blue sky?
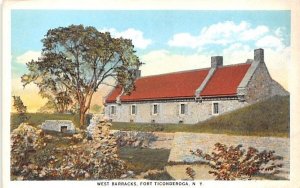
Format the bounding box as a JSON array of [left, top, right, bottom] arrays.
[[11, 10, 291, 111], [12, 10, 290, 54]]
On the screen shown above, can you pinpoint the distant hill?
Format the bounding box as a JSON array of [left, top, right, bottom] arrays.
[[190, 96, 290, 137]]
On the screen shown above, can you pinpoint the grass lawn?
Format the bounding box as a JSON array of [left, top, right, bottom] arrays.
[[112, 96, 289, 137], [10, 113, 81, 131], [119, 146, 171, 174]]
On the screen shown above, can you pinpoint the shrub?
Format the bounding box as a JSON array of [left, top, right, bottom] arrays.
[[11, 122, 127, 180], [188, 143, 283, 180]]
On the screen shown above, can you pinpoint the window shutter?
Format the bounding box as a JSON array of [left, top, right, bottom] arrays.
[[157, 104, 160, 114]]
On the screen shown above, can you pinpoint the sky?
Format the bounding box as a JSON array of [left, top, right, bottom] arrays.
[[11, 10, 291, 112]]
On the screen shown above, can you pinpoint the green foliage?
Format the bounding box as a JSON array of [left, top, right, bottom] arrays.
[[189, 143, 283, 180], [111, 96, 290, 137], [12, 96, 29, 124], [12, 96, 27, 114], [38, 100, 58, 113], [21, 24, 142, 127]]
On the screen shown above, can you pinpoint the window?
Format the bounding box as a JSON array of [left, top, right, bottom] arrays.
[[212, 102, 219, 115], [131, 105, 137, 115], [151, 104, 159, 115], [110, 105, 116, 115], [180, 104, 186, 115], [153, 104, 158, 115]]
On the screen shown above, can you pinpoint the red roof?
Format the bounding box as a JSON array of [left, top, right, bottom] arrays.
[[106, 69, 209, 103], [201, 63, 251, 97], [105, 63, 251, 103]]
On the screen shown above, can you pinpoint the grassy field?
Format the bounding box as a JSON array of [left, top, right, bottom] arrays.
[[11, 96, 289, 137], [119, 146, 171, 174], [10, 113, 80, 131], [112, 96, 290, 137]]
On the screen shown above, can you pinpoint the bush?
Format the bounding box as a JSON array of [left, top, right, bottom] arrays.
[[11, 122, 127, 180], [188, 143, 283, 180]]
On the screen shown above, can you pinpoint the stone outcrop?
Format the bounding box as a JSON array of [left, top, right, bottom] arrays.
[[87, 114, 108, 138], [113, 131, 158, 148]]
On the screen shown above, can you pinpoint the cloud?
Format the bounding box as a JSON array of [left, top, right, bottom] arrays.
[[100, 28, 152, 49], [168, 21, 285, 51], [240, 25, 269, 40], [255, 35, 285, 50], [16, 50, 41, 64], [140, 50, 210, 76], [140, 47, 289, 90]]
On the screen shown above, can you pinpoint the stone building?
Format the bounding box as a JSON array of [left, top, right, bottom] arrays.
[[104, 49, 288, 124], [41, 120, 76, 134]]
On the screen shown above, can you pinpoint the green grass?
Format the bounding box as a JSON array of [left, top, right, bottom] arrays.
[[112, 96, 289, 137], [119, 146, 170, 174], [190, 96, 289, 137], [11, 96, 289, 137], [10, 113, 80, 131]]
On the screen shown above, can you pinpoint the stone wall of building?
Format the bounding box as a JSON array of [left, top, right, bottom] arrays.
[[41, 120, 76, 134], [105, 99, 248, 124], [245, 62, 289, 103]]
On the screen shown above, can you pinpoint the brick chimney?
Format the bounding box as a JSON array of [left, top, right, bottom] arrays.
[[211, 56, 223, 68], [254, 48, 264, 62]]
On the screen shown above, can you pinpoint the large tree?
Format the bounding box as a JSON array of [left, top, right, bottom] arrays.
[[22, 25, 142, 128]]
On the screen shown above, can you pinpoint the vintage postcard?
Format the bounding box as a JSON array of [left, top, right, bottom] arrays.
[[1, 0, 300, 188]]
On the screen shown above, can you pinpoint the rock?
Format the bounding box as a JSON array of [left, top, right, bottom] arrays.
[[114, 131, 158, 148], [133, 140, 141, 147], [45, 135, 53, 140], [73, 134, 83, 140], [17, 176, 24, 180], [39, 170, 46, 177], [128, 171, 134, 175], [87, 114, 109, 138]]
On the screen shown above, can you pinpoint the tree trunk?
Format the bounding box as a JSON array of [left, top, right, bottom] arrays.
[[78, 93, 94, 129], [79, 110, 86, 129]]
